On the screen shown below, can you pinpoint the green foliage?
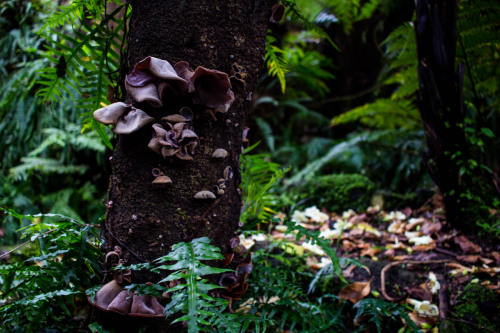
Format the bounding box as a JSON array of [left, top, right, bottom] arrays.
[[155, 237, 233, 332], [240, 143, 289, 228], [330, 22, 420, 130], [353, 298, 420, 333], [265, 34, 289, 94], [284, 220, 345, 283], [113, 237, 266, 333], [312, 0, 381, 33], [36, 1, 128, 149], [287, 129, 428, 196], [0, 208, 102, 332], [0, 0, 109, 236], [245, 241, 347, 332], [291, 173, 374, 213], [453, 284, 500, 332], [331, 98, 420, 130]]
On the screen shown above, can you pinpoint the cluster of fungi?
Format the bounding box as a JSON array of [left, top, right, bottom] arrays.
[[89, 56, 252, 317]]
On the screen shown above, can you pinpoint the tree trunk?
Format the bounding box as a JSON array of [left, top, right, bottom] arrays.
[[98, 1, 274, 331], [414, 0, 468, 228]]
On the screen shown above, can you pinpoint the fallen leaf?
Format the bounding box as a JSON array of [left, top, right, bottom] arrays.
[[342, 265, 358, 279], [457, 255, 480, 264], [492, 251, 500, 265], [408, 312, 438, 329], [412, 243, 436, 252], [406, 217, 425, 231], [421, 220, 442, 235], [407, 283, 432, 301], [454, 235, 482, 254], [427, 272, 440, 294], [354, 222, 382, 237], [478, 266, 500, 276], [338, 278, 373, 304], [408, 235, 434, 245], [302, 241, 325, 256], [388, 220, 406, 234], [408, 299, 439, 318], [342, 239, 356, 252], [480, 257, 494, 265], [360, 246, 381, 258], [306, 256, 331, 270], [383, 248, 395, 259]]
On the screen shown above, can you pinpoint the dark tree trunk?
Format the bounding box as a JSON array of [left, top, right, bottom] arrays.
[[414, 0, 469, 229], [98, 1, 274, 331]]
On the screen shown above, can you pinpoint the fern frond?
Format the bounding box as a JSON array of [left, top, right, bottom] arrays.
[[265, 34, 289, 94], [9, 157, 87, 182], [154, 238, 232, 333], [240, 143, 289, 224], [39, 0, 103, 32], [36, 4, 126, 148], [330, 98, 420, 129], [285, 221, 345, 283]]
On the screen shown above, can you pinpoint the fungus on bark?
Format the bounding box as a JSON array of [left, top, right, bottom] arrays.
[[212, 148, 229, 159], [194, 190, 216, 199], [125, 56, 188, 107], [93, 102, 154, 134], [174, 61, 235, 113], [148, 120, 199, 161], [270, 4, 285, 23], [152, 168, 172, 187]]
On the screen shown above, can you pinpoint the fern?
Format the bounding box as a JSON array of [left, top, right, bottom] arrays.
[[265, 34, 289, 94], [154, 237, 234, 333], [285, 220, 345, 283], [306, 0, 382, 33], [353, 298, 421, 333], [245, 243, 346, 332], [36, 3, 127, 149], [331, 98, 420, 130], [0, 208, 102, 332], [39, 0, 102, 31], [240, 143, 289, 227], [9, 157, 87, 182], [330, 21, 420, 130]]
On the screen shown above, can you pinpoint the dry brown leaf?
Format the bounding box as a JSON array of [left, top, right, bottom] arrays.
[[456, 255, 480, 263], [383, 248, 395, 259], [406, 217, 425, 231], [408, 312, 438, 329], [492, 251, 500, 265], [342, 239, 356, 252], [412, 243, 436, 252], [338, 277, 373, 304], [388, 220, 406, 234], [486, 282, 500, 294], [360, 246, 381, 258], [454, 235, 482, 254], [421, 220, 442, 235], [342, 265, 358, 279], [407, 283, 432, 301], [478, 266, 500, 276], [480, 257, 494, 265]]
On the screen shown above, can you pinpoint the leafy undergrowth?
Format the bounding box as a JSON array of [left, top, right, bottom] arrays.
[[237, 195, 500, 332], [1, 199, 499, 332]]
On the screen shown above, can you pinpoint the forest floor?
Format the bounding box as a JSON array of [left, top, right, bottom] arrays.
[[251, 194, 500, 332]]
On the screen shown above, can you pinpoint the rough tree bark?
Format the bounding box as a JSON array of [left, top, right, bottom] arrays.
[[97, 1, 274, 331], [414, 0, 470, 229]]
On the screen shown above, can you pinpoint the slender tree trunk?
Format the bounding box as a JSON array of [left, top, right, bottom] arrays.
[[414, 0, 468, 228], [97, 1, 274, 331]]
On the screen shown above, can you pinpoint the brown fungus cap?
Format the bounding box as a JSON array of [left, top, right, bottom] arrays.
[[113, 108, 154, 134], [174, 61, 235, 112], [93, 102, 130, 125]]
